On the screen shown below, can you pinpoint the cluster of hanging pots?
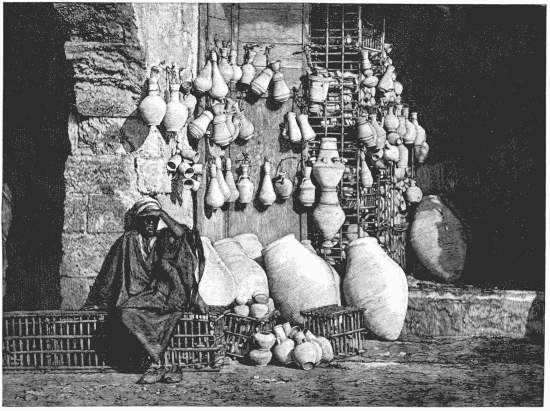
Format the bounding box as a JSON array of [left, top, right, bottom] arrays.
[[205, 155, 253, 210], [281, 112, 317, 145], [248, 322, 334, 370]]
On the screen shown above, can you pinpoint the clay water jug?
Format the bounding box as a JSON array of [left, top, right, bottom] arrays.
[[383, 142, 400, 163], [250, 67, 274, 96], [357, 117, 376, 147], [271, 61, 291, 103], [209, 51, 229, 99], [240, 50, 257, 86], [292, 331, 317, 370], [214, 238, 269, 299], [273, 336, 295, 365], [314, 335, 333, 362], [273, 170, 293, 200], [411, 112, 427, 147], [211, 104, 232, 146], [405, 180, 423, 204], [344, 237, 408, 341], [218, 47, 233, 84], [360, 154, 373, 188], [378, 65, 395, 93], [215, 156, 231, 202], [410, 195, 467, 283], [163, 83, 188, 132], [304, 331, 323, 365], [194, 59, 213, 93], [188, 110, 213, 141], [205, 163, 225, 210], [297, 114, 316, 142], [235, 109, 255, 141], [309, 75, 330, 103], [383, 106, 399, 133], [224, 157, 240, 202], [139, 67, 167, 126], [237, 162, 254, 204], [313, 189, 345, 248], [402, 107, 417, 145], [415, 141, 430, 163], [198, 236, 237, 306], [397, 143, 409, 168], [248, 349, 272, 366], [287, 112, 303, 144], [370, 114, 386, 149], [229, 49, 243, 83], [259, 159, 277, 206], [298, 165, 316, 207], [312, 138, 345, 189]]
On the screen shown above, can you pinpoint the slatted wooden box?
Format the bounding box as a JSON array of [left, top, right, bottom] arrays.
[[222, 312, 279, 360]]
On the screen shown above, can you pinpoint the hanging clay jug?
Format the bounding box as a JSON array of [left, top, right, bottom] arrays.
[[287, 112, 303, 144], [270, 60, 291, 103], [313, 189, 346, 249], [415, 141, 430, 163], [181, 91, 197, 119], [250, 66, 274, 96], [311, 137, 345, 190], [383, 106, 399, 134], [218, 47, 234, 84], [360, 49, 372, 72], [383, 141, 400, 163], [248, 349, 272, 366], [360, 154, 373, 188], [396, 107, 407, 143], [209, 50, 229, 99], [188, 110, 213, 141], [240, 50, 257, 86], [309, 75, 330, 103], [362, 75, 379, 88], [397, 143, 409, 168], [224, 157, 240, 202], [298, 165, 316, 207], [378, 65, 395, 93], [259, 159, 277, 206], [402, 107, 417, 145], [370, 114, 386, 149], [139, 67, 166, 126], [229, 48, 242, 83], [215, 156, 231, 202], [297, 114, 316, 142], [292, 331, 318, 370], [273, 170, 293, 200], [344, 237, 408, 341], [211, 104, 232, 146], [273, 334, 295, 365], [194, 58, 213, 93], [411, 112, 427, 147], [405, 180, 423, 204], [357, 117, 376, 147], [237, 161, 254, 204], [235, 108, 255, 141], [206, 163, 225, 210], [163, 83, 188, 132]]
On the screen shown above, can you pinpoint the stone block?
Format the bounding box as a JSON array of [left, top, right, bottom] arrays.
[[87, 194, 128, 233], [73, 83, 141, 118], [60, 277, 96, 310], [135, 157, 172, 195], [63, 194, 88, 233], [65, 155, 135, 194], [61, 233, 120, 279]]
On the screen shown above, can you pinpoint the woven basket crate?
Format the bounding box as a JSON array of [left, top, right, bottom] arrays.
[[3, 311, 225, 371], [301, 305, 367, 358], [222, 312, 279, 359]]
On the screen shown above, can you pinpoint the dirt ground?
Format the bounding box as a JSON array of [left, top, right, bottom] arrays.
[[3, 337, 543, 406]]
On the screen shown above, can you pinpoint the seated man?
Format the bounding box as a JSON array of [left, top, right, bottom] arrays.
[[82, 197, 207, 383]]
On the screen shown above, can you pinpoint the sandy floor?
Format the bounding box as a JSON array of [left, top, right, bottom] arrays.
[[2, 337, 543, 406]]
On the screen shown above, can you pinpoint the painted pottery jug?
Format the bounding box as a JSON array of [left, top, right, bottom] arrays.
[[250, 67, 274, 96], [224, 157, 240, 202], [205, 163, 225, 210], [237, 162, 254, 204], [273, 170, 293, 200], [163, 83, 188, 132], [259, 159, 277, 206], [344, 237, 408, 341], [240, 50, 257, 85], [248, 349, 272, 366], [188, 110, 213, 141], [271, 61, 291, 103], [297, 114, 316, 142], [211, 104, 232, 146], [287, 112, 303, 144], [209, 50, 229, 99], [194, 59, 213, 93], [298, 165, 316, 207], [218, 47, 234, 83], [139, 67, 166, 126]]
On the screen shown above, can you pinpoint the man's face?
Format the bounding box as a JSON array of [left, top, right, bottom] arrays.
[[137, 215, 159, 237]]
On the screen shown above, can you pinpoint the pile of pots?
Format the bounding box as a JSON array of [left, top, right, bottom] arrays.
[[232, 293, 276, 319]]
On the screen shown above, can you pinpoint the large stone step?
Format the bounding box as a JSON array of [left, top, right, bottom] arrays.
[[401, 277, 544, 341]]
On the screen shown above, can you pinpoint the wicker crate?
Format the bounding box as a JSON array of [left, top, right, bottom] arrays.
[[301, 305, 366, 358], [222, 312, 278, 359], [3, 311, 225, 371]]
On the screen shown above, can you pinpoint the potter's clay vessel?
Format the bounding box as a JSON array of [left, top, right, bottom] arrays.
[[162, 81, 188, 132], [139, 67, 166, 126], [248, 349, 272, 366], [206, 163, 225, 210], [215, 156, 231, 201], [233, 303, 250, 317], [313, 190, 346, 249], [298, 165, 316, 207], [297, 114, 316, 142], [378, 65, 395, 93], [250, 67, 274, 96], [253, 331, 276, 350], [273, 337, 295, 365], [237, 161, 254, 204], [292, 331, 318, 370], [240, 50, 257, 85], [209, 50, 229, 99], [287, 112, 302, 144], [224, 157, 240, 202], [188, 110, 213, 141], [271, 61, 291, 103], [194, 59, 213, 93], [229, 49, 243, 83], [250, 303, 269, 320], [405, 180, 423, 204], [259, 159, 277, 206], [273, 170, 293, 200], [311, 138, 345, 189], [218, 47, 234, 83], [411, 112, 426, 147], [357, 117, 376, 147]]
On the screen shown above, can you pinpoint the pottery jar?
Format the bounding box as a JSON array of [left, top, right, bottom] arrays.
[[360, 155, 374, 188], [415, 141, 430, 163], [397, 143, 409, 168], [313, 190, 346, 249], [411, 112, 427, 147], [259, 159, 277, 206], [224, 158, 240, 203], [311, 138, 345, 190], [237, 162, 254, 204], [215, 157, 232, 201], [205, 163, 225, 210], [253, 293, 269, 304], [139, 67, 167, 126], [292, 331, 318, 370], [393, 80, 403, 96], [405, 180, 423, 204], [212, 110, 232, 147], [233, 303, 250, 317], [166, 153, 183, 173], [304, 330, 323, 365], [209, 50, 229, 99], [383, 106, 399, 133], [240, 50, 257, 86], [287, 112, 303, 144], [298, 165, 316, 207], [248, 349, 272, 366], [282, 322, 293, 337], [378, 65, 395, 93], [357, 117, 376, 147], [188, 110, 213, 141], [181, 91, 197, 118], [402, 107, 417, 145], [274, 170, 293, 200], [297, 114, 316, 142], [229, 49, 243, 83], [383, 142, 400, 163], [253, 331, 276, 350], [271, 62, 291, 103], [162, 83, 188, 132], [250, 67, 274, 96], [218, 47, 234, 83], [369, 114, 386, 149], [250, 303, 269, 320], [309, 75, 330, 103], [273, 337, 295, 365], [194, 59, 213, 93]]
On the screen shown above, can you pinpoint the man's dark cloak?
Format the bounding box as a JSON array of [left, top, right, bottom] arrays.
[[84, 225, 205, 367]]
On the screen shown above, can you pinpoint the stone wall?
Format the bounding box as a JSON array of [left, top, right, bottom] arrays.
[[56, 3, 199, 308]]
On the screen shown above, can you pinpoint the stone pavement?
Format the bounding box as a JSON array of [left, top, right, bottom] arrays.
[[3, 337, 543, 406]]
